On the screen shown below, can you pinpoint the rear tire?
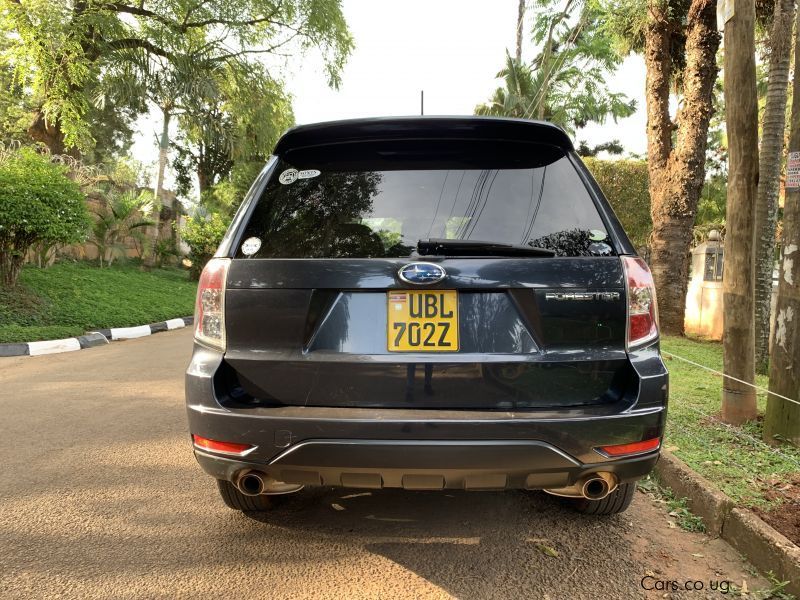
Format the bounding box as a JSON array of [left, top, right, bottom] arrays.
[[216, 479, 275, 511], [568, 481, 636, 515]]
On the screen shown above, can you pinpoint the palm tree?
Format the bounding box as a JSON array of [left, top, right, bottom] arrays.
[[475, 0, 635, 135], [475, 52, 538, 120], [94, 52, 224, 267], [88, 191, 154, 268], [755, 0, 796, 374]]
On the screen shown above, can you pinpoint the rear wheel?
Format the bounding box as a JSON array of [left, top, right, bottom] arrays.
[[216, 479, 275, 511], [568, 481, 636, 515]]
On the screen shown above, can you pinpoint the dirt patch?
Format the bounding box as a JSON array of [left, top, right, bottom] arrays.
[[629, 489, 770, 598], [753, 474, 800, 546]]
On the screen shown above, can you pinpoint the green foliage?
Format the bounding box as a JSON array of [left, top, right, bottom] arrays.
[[80, 93, 143, 164], [576, 140, 624, 157], [476, 0, 635, 135], [582, 157, 651, 251], [0, 33, 35, 147], [173, 62, 295, 197], [87, 191, 154, 268], [2, 0, 352, 152], [199, 181, 242, 217], [180, 213, 230, 279], [475, 52, 538, 119], [696, 176, 727, 225], [603, 0, 696, 82], [0, 261, 196, 343], [154, 237, 179, 268], [0, 147, 90, 286]]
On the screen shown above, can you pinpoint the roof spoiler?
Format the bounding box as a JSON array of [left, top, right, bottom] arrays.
[[273, 116, 574, 156]]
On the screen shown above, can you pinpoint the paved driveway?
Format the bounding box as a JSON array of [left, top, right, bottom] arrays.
[[0, 329, 767, 599]]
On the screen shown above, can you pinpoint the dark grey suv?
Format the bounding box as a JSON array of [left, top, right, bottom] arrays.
[[186, 116, 667, 516]]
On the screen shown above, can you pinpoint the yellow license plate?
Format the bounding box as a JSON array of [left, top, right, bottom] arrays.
[[387, 290, 459, 352]]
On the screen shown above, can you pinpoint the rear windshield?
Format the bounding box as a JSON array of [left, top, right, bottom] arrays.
[[236, 153, 609, 259]]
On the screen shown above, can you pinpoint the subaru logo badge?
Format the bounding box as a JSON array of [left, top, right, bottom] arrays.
[[398, 262, 447, 285]]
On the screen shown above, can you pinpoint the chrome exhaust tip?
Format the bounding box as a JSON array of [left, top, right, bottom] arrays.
[[235, 470, 304, 496], [237, 471, 265, 496], [581, 476, 611, 500], [543, 472, 618, 500]]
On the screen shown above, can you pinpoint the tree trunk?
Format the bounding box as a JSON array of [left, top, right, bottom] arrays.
[[516, 0, 525, 64], [764, 9, 800, 446], [145, 106, 171, 268], [0, 250, 25, 287], [28, 110, 68, 156], [197, 166, 210, 195], [721, 0, 759, 424], [644, 0, 720, 335], [755, 0, 795, 375]]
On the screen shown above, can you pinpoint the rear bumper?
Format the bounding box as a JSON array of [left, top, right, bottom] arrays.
[[193, 439, 659, 490], [186, 343, 668, 490]]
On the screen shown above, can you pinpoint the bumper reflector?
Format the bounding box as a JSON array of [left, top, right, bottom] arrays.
[[192, 434, 254, 456], [597, 437, 661, 458]]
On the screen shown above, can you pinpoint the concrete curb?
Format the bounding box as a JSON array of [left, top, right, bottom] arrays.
[[654, 450, 800, 596], [0, 316, 193, 357], [654, 451, 734, 536]]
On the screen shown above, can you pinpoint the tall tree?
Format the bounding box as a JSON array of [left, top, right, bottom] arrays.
[[764, 8, 800, 445], [141, 56, 222, 267], [95, 50, 227, 265], [2, 0, 352, 153], [636, 0, 720, 335], [476, 0, 635, 135], [755, 0, 796, 374], [172, 61, 294, 197], [722, 0, 759, 425], [516, 0, 526, 63]]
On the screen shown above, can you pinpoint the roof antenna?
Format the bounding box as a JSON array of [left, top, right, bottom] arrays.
[[420, 90, 424, 116]]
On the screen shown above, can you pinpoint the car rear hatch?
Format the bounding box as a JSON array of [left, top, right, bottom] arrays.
[[213, 118, 640, 411]]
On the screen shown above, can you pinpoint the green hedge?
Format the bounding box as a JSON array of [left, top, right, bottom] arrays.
[[583, 157, 651, 251]]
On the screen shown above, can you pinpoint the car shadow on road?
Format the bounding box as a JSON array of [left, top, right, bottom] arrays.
[[241, 487, 645, 599]]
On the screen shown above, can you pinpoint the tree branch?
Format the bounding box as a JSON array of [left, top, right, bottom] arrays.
[[102, 0, 287, 33], [106, 37, 173, 60]]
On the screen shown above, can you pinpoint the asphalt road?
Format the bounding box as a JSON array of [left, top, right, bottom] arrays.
[[0, 329, 769, 599]]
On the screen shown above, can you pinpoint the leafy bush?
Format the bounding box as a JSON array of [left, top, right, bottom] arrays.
[[582, 157, 651, 253], [87, 190, 154, 267], [200, 181, 241, 218], [0, 148, 90, 286], [154, 236, 179, 268], [696, 175, 727, 228], [180, 213, 230, 279]]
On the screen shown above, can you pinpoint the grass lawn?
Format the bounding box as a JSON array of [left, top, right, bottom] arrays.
[[0, 261, 197, 343], [661, 335, 800, 510]]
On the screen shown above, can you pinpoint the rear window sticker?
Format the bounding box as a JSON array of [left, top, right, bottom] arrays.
[[241, 237, 262, 256], [279, 169, 298, 184], [298, 169, 321, 179]]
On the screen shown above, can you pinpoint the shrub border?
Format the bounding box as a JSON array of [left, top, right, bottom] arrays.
[[0, 317, 193, 357]]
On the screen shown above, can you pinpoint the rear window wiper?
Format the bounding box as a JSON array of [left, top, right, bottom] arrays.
[[417, 238, 556, 257]]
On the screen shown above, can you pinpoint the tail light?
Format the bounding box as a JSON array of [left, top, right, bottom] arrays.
[[596, 437, 661, 457], [192, 434, 255, 456], [194, 258, 230, 350], [622, 256, 659, 349]]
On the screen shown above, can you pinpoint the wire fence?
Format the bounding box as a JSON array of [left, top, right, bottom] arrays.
[[660, 348, 800, 483], [662, 350, 800, 407]]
